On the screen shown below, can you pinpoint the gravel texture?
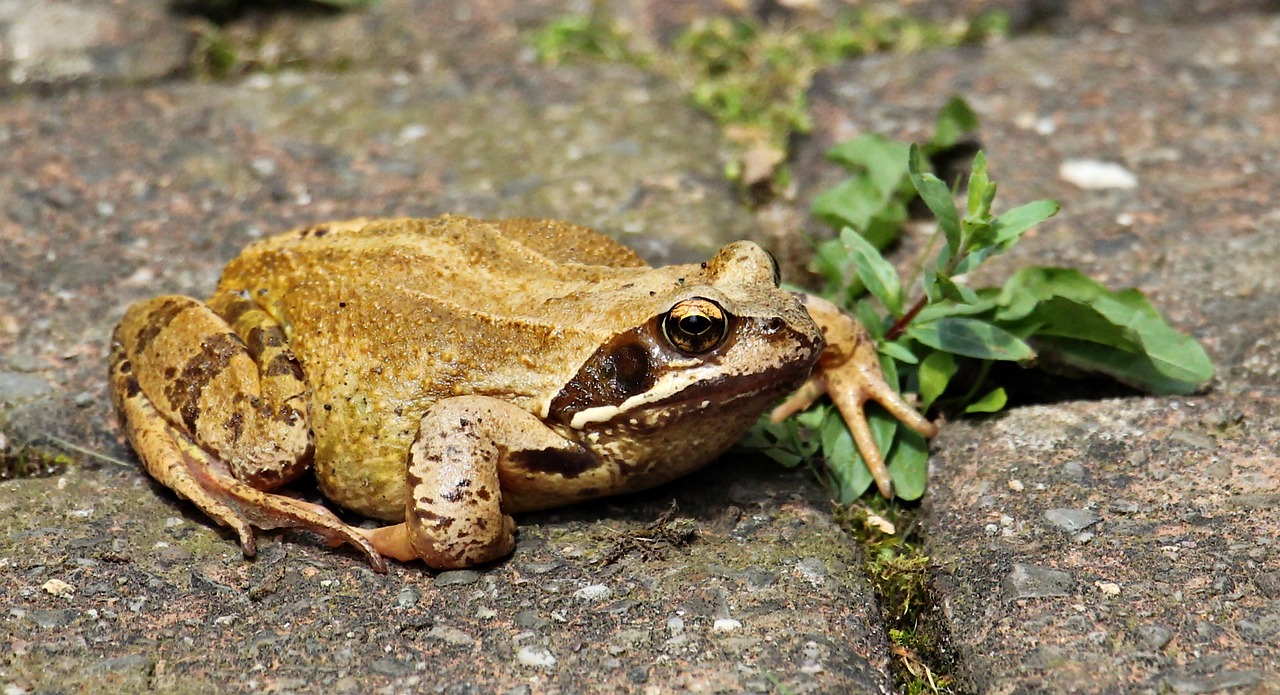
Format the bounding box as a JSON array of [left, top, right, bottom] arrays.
[[3, 1, 1279, 693], [800, 10, 1280, 693]]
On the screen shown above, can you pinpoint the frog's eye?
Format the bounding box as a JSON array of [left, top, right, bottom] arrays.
[[662, 298, 730, 355]]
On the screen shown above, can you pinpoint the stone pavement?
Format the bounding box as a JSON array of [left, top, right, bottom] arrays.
[[1, 1, 1277, 693], [798, 12, 1280, 693]]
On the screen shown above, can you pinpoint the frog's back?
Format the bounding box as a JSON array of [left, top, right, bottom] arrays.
[[215, 216, 652, 401], [220, 216, 647, 297]]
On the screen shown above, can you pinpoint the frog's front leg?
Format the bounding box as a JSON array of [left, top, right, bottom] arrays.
[[361, 396, 596, 570], [110, 293, 385, 571], [772, 293, 938, 498]]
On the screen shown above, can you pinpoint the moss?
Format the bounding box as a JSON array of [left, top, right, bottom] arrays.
[[838, 501, 964, 694], [0, 445, 73, 481]]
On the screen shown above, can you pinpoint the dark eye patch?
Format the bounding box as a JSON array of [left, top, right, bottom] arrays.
[[548, 329, 657, 422]]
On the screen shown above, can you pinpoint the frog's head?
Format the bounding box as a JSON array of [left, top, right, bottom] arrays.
[[546, 241, 824, 456]]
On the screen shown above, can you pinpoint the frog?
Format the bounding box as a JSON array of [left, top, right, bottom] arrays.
[[109, 215, 937, 572]]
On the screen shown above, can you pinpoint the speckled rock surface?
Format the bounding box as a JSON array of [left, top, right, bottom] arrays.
[[0, 0, 188, 89], [801, 10, 1280, 694], [5, 1, 1280, 693], [0, 6, 885, 693], [1, 456, 893, 694]]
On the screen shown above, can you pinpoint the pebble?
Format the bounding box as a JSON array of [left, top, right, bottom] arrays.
[[795, 557, 827, 586], [1044, 508, 1100, 533], [1095, 581, 1121, 596], [572, 584, 612, 602], [29, 608, 76, 628], [1135, 624, 1173, 651], [41, 579, 75, 597], [1000, 563, 1074, 600], [432, 570, 481, 587], [1255, 571, 1280, 598], [514, 610, 547, 630], [1059, 159, 1138, 189], [426, 625, 474, 646], [1235, 613, 1280, 644], [394, 585, 419, 609], [1161, 670, 1262, 693], [515, 646, 556, 668]]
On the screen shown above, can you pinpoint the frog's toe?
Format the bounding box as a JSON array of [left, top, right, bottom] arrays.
[[359, 516, 515, 570]]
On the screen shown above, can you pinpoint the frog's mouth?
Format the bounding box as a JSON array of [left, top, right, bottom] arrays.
[[564, 357, 815, 432]]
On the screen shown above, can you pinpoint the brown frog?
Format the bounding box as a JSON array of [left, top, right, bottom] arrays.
[[109, 216, 936, 572]]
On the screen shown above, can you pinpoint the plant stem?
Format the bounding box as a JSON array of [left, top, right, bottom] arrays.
[[885, 294, 928, 341]]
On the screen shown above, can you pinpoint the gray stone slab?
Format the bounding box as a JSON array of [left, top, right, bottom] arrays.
[[0, 0, 188, 89], [0, 32, 891, 695], [803, 11, 1280, 694], [0, 457, 894, 694]]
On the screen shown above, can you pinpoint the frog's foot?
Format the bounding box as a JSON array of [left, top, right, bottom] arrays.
[[178, 450, 389, 574], [111, 341, 387, 573], [355, 517, 517, 569], [772, 294, 938, 498]]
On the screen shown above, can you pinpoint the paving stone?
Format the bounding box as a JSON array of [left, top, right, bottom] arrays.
[[0, 8, 890, 694], [802, 11, 1280, 693]]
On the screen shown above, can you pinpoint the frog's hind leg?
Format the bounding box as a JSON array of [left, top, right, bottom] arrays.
[[110, 295, 385, 572]]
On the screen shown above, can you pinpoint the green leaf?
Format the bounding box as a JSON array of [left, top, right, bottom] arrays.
[[908, 144, 961, 255], [934, 272, 981, 305], [811, 179, 909, 252], [995, 267, 1215, 393], [918, 350, 958, 409], [964, 387, 1008, 413], [966, 151, 989, 217], [820, 407, 874, 503], [812, 236, 865, 301], [854, 298, 887, 340], [839, 227, 904, 315], [950, 198, 1060, 277], [887, 429, 930, 501], [878, 340, 919, 365], [929, 96, 979, 151], [913, 292, 1001, 324], [908, 317, 1036, 361], [825, 134, 912, 198], [812, 177, 880, 232], [992, 199, 1059, 246]]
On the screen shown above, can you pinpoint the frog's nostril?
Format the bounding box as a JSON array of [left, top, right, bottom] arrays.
[[764, 317, 785, 333]]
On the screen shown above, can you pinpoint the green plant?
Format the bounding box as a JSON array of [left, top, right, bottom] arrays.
[[532, 8, 1006, 193], [749, 100, 1214, 502]]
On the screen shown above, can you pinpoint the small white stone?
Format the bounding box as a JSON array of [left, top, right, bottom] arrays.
[[1096, 581, 1121, 596], [398, 124, 429, 143], [1059, 159, 1138, 190], [572, 584, 612, 602], [516, 646, 557, 668], [712, 618, 741, 632], [1008, 479, 1025, 492], [41, 579, 74, 598]]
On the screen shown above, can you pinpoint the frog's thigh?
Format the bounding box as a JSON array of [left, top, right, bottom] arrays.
[[116, 294, 313, 488], [112, 296, 386, 570], [367, 396, 589, 569]]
